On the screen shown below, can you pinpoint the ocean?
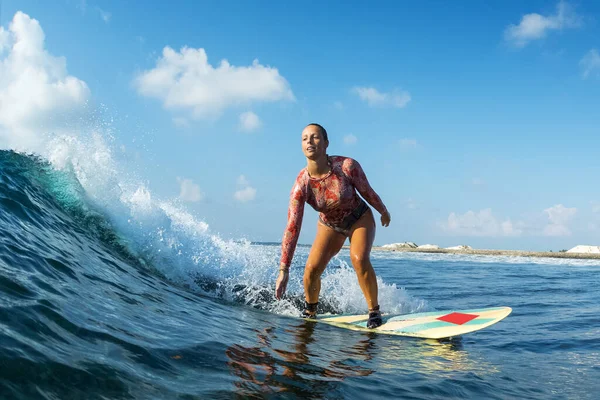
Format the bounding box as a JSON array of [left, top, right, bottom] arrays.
[[1, 149, 599, 399]]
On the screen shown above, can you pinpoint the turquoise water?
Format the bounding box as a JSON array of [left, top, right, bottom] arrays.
[[1, 150, 599, 399]]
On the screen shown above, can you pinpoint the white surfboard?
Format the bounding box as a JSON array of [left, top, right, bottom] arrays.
[[316, 306, 512, 339]]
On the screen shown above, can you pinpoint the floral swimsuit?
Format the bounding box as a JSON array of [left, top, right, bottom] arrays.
[[280, 156, 388, 268]]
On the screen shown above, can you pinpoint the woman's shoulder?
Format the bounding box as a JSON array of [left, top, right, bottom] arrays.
[[330, 155, 359, 172], [293, 168, 309, 187], [329, 155, 357, 166]]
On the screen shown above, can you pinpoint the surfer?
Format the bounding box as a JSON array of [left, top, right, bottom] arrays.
[[275, 123, 391, 329]]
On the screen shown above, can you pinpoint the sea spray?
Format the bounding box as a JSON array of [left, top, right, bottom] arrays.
[[1, 117, 425, 316]]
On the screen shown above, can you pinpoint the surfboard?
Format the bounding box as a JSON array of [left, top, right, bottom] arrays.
[[316, 306, 512, 339]]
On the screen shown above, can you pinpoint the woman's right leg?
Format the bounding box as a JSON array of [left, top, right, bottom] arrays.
[[303, 221, 347, 306]]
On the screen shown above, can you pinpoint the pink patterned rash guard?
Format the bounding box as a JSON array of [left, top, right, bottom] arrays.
[[280, 156, 388, 268]]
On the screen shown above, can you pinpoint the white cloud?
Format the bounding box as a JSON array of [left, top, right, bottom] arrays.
[[234, 186, 257, 202], [239, 111, 261, 132], [352, 86, 411, 108], [591, 201, 600, 214], [501, 220, 521, 236], [543, 204, 576, 236], [344, 134, 357, 145], [133, 46, 294, 120], [96, 7, 111, 23], [177, 177, 202, 202], [504, 1, 582, 48], [0, 12, 90, 152], [399, 138, 418, 149], [442, 209, 523, 237], [237, 175, 250, 186], [442, 204, 579, 238], [234, 175, 256, 202], [580, 49, 600, 79]]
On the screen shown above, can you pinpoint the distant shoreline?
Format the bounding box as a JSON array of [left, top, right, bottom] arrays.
[[254, 242, 600, 260], [364, 247, 600, 260]]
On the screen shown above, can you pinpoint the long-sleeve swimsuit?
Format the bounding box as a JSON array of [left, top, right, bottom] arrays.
[[280, 155, 388, 268]]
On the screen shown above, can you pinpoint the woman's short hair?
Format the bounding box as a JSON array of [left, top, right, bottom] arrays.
[[306, 123, 328, 142]]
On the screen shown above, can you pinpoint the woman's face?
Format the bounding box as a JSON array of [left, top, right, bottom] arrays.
[[301, 125, 328, 160]]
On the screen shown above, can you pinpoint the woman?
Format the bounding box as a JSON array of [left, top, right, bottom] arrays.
[[275, 123, 391, 329]]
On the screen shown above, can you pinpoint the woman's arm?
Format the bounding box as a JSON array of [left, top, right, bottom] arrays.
[[279, 181, 306, 269], [344, 158, 388, 216]]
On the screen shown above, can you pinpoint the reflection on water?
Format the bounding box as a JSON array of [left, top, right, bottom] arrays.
[[225, 320, 498, 398], [377, 337, 500, 376], [226, 321, 375, 398]]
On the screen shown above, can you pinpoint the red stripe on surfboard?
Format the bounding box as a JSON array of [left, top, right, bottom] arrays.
[[436, 312, 478, 325]]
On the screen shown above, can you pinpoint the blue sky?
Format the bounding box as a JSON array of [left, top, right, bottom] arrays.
[[1, 0, 600, 251]]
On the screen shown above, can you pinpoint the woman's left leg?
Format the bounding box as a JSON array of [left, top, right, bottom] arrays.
[[348, 208, 379, 310]]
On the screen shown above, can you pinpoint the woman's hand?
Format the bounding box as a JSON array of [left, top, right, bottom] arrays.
[[381, 211, 391, 227], [275, 268, 289, 300]]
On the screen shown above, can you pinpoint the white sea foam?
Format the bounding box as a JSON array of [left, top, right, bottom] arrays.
[[3, 110, 421, 316], [372, 250, 600, 267]]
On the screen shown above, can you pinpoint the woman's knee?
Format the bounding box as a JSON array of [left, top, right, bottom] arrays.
[[304, 261, 326, 280], [350, 252, 371, 272]]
